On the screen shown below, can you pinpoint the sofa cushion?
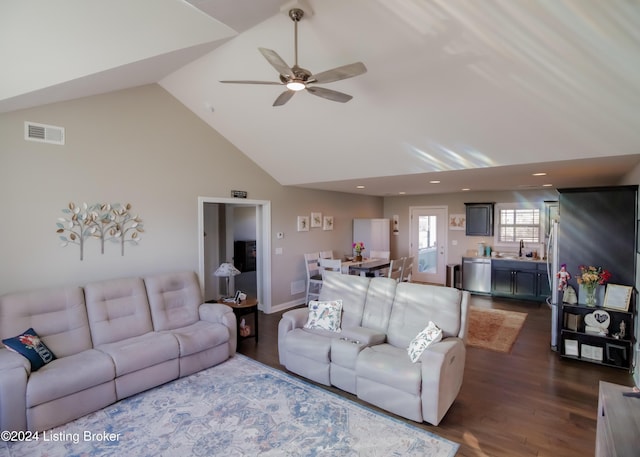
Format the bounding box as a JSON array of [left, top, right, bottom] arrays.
[[95, 331, 179, 377], [85, 277, 154, 346], [361, 277, 397, 333], [0, 286, 92, 358], [144, 271, 202, 331], [3, 328, 56, 371], [318, 272, 370, 328], [26, 349, 114, 407], [304, 300, 343, 332], [169, 321, 229, 357], [387, 283, 462, 348], [284, 328, 334, 363], [356, 344, 422, 395], [407, 321, 442, 363]]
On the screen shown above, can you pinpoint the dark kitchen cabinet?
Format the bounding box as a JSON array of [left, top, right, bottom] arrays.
[[491, 259, 548, 302], [465, 203, 494, 236]]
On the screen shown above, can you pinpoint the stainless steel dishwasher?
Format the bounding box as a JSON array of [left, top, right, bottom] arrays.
[[462, 257, 491, 294]]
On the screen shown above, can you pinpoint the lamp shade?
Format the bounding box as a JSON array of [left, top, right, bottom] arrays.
[[214, 262, 241, 278]]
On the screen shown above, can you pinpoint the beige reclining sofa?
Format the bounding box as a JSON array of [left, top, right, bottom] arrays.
[[278, 271, 469, 425], [0, 271, 236, 432]]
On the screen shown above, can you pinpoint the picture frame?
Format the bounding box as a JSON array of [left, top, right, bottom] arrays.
[[605, 343, 628, 366], [311, 212, 322, 228], [580, 344, 603, 362], [297, 216, 309, 232], [323, 216, 334, 231], [449, 214, 466, 231], [564, 339, 579, 357], [603, 284, 632, 311]]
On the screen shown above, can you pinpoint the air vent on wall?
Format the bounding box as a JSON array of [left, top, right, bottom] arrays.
[[24, 121, 65, 145]]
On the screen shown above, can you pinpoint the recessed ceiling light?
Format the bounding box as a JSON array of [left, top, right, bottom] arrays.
[[356, 185, 365, 189], [461, 188, 470, 191], [399, 191, 406, 195], [532, 172, 547, 176], [429, 180, 440, 184], [543, 183, 553, 187]]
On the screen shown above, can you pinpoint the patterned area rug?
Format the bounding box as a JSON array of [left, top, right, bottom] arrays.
[[2, 354, 458, 457], [467, 307, 528, 353]]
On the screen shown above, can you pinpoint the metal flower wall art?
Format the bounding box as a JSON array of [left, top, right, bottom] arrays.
[[56, 202, 144, 260]]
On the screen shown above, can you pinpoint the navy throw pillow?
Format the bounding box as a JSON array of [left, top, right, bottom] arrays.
[[2, 328, 56, 371]]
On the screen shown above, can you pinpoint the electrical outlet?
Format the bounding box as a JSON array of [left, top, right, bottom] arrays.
[[275, 247, 283, 255]]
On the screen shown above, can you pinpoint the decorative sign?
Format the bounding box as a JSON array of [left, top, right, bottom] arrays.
[[231, 190, 247, 198], [603, 284, 632, 311]]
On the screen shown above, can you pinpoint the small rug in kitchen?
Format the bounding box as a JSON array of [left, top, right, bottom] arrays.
[[467, 306, 527, 353], [2, 354, 459, 457]]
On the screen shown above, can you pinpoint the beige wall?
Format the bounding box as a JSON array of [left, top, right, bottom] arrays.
[[0, 84, 382, 309]]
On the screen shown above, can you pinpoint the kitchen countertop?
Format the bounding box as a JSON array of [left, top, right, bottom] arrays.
[[463, 255, 546, 264]]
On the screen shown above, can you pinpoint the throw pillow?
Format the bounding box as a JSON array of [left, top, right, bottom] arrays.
[[407, 321, 442, 363], [304, 300, 343, 333], [2, 328, 56, 371]]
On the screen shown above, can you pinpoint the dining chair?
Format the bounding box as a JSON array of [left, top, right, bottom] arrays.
[[368, 250, 391, 276], [387, 258, 404, 282], [319, 258, 343, 277], [304, 252, 322, 304], [319, 250, 333, 259], [401, 256, 414, 282]]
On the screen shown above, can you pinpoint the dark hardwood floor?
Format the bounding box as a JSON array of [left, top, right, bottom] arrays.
[[237, 294, 634, 456]]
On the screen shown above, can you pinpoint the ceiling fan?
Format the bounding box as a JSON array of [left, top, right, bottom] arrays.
[[220, 8, 367, 106]]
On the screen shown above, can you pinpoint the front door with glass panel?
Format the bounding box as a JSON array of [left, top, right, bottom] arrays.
[[410, 206, 447, 284]]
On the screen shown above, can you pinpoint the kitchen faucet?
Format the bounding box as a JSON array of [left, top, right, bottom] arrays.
[[519, 240, 524, 257]]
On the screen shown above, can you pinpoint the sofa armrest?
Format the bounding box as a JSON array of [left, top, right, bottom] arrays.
[[199, 302, 237, 355], [418, 337, 466, 426], [281, 307, 308, 330], [277, 308, 309, 365], [0, 349, 29, 432]]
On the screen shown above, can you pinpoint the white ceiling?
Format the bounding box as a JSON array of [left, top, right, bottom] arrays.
[[3, 0, 640, 196]]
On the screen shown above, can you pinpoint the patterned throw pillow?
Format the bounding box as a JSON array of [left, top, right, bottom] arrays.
[[407, 321, 442, 363], [2, 328, 56, 371], [304, 300, 343, 333]]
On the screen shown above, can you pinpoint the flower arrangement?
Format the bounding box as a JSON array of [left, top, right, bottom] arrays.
[[576, 265, 611, 306], [576, 265, 611, 287], [353, 242, 365, 256]]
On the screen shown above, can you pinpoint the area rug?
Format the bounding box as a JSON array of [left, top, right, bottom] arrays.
[[2, 354, 458, 457], [467, 307, 527, 353]]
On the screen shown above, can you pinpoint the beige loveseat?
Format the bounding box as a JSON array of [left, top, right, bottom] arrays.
[[278, 271, 469, 425], [0, 271, 236, 432]]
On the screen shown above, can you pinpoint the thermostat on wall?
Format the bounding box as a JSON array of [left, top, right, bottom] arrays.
[[231, 190, 247, 198]]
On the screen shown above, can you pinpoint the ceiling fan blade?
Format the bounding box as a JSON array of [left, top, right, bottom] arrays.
[[310, 62, 367, 84], [306, 86, 353, 103], [219, 80, 283, 85], [259, 48, 293, 77], [273, 90, 295, 107]]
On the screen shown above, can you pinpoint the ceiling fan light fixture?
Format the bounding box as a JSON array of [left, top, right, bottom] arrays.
[[286, 81, 306, 91]]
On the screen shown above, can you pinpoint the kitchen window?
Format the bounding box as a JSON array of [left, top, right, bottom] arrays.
[[495, 204, 541, 244]]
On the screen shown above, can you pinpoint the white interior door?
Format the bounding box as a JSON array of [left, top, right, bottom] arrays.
[[410, 206, 447, 284]]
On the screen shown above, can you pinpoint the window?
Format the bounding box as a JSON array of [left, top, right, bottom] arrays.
[[496, 205, 541, 244]]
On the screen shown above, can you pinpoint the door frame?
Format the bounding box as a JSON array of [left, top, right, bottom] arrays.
[[198, 196, 272, 313], [409, 205, 448, 284]]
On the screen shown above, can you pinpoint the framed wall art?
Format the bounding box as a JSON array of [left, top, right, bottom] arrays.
[[323, 216, 334, 231], [297, 216, 309, 232], [311, 212, 322, 228]]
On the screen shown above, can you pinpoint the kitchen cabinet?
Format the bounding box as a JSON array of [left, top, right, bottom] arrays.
[[464, 203, 494, 236], [491, 259, 548, 302]]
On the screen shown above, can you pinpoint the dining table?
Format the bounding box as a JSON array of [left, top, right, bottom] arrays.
[[342, 258, 390, 277]]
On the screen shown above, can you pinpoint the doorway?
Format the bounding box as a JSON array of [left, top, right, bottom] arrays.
[[198, 197, 271, 313], [409, 206, 447, 284]]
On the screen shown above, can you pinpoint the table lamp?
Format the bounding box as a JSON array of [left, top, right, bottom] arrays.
[[214, 262, 241, 298]]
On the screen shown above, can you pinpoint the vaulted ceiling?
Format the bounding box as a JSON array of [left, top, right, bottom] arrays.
[[3, 0, 640, 195]]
